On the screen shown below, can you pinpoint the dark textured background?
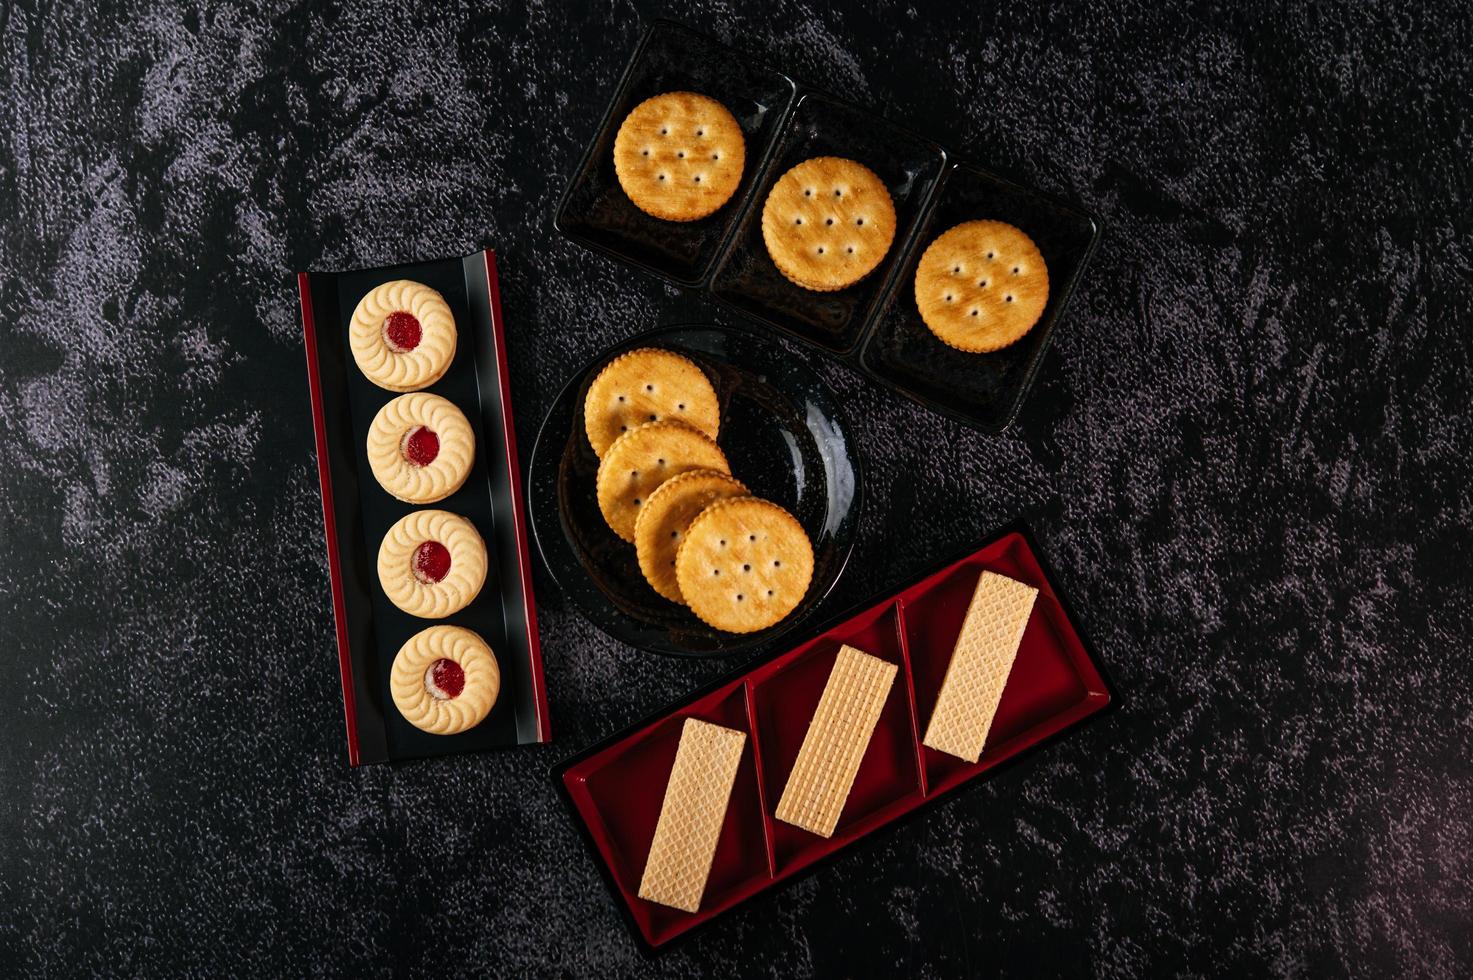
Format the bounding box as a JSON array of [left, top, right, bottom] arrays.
[[2, 1, 1470, 976]]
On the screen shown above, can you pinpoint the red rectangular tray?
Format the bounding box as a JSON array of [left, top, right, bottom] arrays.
[[299, 249, 550, 765], [553, 524, 1112, 953]]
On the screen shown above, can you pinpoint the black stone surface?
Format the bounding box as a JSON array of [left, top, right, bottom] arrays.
[[2, 1, 1470, 976]]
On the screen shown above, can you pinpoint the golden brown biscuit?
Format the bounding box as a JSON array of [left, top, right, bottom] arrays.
[[914, 220, 1049, 353], [349, 279, 457, 391], [583, 348, 721, 458], [389, 626, 500, 735], [376, 510, 488, 619], [613, 92, 746, 221], [365, 393, 475, 505], [596, 421, 730, 542], [634, 469, 748, 603], [675, 497, 814, 633], [760, 156, 897, 291]]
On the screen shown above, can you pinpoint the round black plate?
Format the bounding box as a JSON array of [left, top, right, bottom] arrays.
[[528, 324, 863, 657]]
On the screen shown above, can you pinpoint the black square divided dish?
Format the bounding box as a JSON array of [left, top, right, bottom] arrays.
[[554, 21, 797, 288], [859, 163, 1101, 431], [709, 93, 947, 354]]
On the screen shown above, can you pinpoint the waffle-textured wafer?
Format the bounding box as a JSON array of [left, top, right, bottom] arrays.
[[638, 718, 748, 913], [922, 570, 1038, 762], [774, 645, 897, 837]]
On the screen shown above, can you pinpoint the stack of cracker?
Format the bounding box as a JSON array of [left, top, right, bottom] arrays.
[[585, 346, 816, 634], [922, 570, 1038, 763], [775, 645, 896, 838], [638, 718, 747, 913]]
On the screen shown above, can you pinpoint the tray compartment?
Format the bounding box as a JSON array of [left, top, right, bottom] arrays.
[[747, 601, 923, 871], [898, 532, 1103, 795], [859, 162, 1101, 432], [562, 681, 772, 948], [709, 93, 947, 354], [554, 20, 798, 288]]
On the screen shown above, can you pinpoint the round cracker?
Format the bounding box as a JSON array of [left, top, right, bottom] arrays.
[[613, 92, 746, 222], [760, 156, 897, 292], [914, 220, 1050, 353], [596, 421, 730, 542], [675, 497, 814, 633], [634, 469, 749, 603], [583, 347, 720, 458]]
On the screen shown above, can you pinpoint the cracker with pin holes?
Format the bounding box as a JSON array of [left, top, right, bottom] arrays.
[[914, 220, 1050, 353], [596, 421, 730, 543], [614, 92, 746, 222], [760, 156, 897, 291], [584, 348, 721, 459], [675, 497, 814, 633], [634, 469, 748, 603]]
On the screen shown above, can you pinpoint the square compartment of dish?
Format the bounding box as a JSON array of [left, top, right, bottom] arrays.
[[747, 601, 923, 871], [859, 162, 1101, 432], [898, 532, 1103, 795], [561, 682, 772, 948], [554, 20, 798, 288], [709, 93, 947, 355]]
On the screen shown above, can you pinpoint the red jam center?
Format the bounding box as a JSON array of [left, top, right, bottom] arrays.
[[384, 311, 423, 352], [402, 426, 439, 467], [425, 658, 465, 700], [413, 540, 452, 584]]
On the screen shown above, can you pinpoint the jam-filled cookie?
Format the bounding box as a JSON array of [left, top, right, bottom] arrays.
[[366, 393, 475, 504], [390, 626, 500, 735], [349, 279, 457, 391], [377, 510, 488, 619]]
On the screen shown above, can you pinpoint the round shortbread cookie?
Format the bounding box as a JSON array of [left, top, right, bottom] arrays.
[[377, 510, 488, 619], [584, 348, 721, 459], [760, 156, 897, 291], [390, 626, 500, 735], [914, 220, 1050, 353], [613, 92, 746, 221], [595, 420, 730, 543], [349, 279, 457, 391], [675, 497, 815, 634], [366, 393, 475, 504], [634, 469, 748, 603]]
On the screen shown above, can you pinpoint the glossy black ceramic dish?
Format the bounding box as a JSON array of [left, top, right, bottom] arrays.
[[556, 19, 1101, 434], [527, 325, 862, 657]]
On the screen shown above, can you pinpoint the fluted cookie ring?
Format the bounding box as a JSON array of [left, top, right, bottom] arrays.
[[377, 510, 488, 619], [349, 279, 457, 392], [366, 393, 475, 504], [390, 626, 500, 735]]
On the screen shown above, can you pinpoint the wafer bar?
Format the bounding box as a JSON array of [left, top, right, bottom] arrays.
[[774, 645, 897, 837], [922, 570, 1038, 763], [638, 718, 747, 913]]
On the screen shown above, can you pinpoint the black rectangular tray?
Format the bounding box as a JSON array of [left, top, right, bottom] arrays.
[[299, 250, 551, 765], [555, 19, 1101, 434]]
